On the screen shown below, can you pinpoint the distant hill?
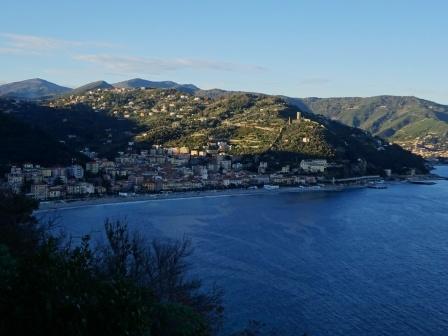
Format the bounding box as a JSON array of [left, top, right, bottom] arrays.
[[298, 95, 448, 157], [113, 78, 199, 94], [70, 81, 114, 95], [0, 78, 72, 100], [195, 88, 239, 99]]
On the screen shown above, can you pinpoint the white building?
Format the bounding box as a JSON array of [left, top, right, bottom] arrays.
[[300, 159, 328, 173], [68, 165, 84, 179]]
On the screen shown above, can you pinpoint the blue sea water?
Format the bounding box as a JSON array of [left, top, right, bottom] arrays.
[[38, 166, 448, 335]]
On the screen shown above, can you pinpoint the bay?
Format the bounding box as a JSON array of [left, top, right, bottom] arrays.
[[37, 166, 448, 335]]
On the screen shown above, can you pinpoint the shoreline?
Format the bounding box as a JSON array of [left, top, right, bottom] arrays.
[[35, 184, 362, 212], [35, 173, 446, 213]]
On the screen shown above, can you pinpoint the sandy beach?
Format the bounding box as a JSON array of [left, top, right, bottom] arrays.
[[35, 185, 353, 213]]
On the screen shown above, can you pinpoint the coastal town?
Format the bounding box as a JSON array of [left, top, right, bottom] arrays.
[[1, 86, 438, 203], [395, 134, 448, 159], [3, 139, 391, 202], [3, 143, 337, 201]]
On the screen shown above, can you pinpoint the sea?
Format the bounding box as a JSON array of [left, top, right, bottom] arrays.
[[37, 166, 448, 335]]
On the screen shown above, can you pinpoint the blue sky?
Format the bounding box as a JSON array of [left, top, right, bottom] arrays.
[[1, 0, 447, 103]]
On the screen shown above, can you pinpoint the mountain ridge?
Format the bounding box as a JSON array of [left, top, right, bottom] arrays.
[[0, 78, 72, 100], [113, 78, 199, 94], [70, 80, 114, 95]]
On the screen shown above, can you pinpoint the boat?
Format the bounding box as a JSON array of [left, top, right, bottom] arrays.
[[368, 184, 388, 189], [291, 185, 325, 192], [321, 185, 343, 191], [263, 184, 280, 190], [408, 180, 436, 185], [368, 181, 388, 189]]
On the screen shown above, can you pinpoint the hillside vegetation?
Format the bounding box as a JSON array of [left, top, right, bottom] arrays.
[[113, 78, 199, 94], [0, 98, 141, 158], [0, 191, 223, 335], [45, 88, 426, 173], [2, 77, 447, 158], [300, 95, 448, 157], [0, 101, 87, 172], [2, 77, 446, 158], [0, 88, 428, 174]]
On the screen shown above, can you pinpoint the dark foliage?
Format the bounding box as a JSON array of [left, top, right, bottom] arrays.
[[0, 112, 87, 169], [0, 99, 142, 158], [0, 190, 42, 256], [0, 192, 223, 335]]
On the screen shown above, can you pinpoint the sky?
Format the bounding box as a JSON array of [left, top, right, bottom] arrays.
[[1, 0, 447, 103]]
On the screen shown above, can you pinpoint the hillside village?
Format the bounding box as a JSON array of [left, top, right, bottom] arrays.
[[46, 87, 417, 166], [2, 78, 448, 160], [4, 146, 337, 201], [394, 133, 448, 158], [1, 87, 430, 200]]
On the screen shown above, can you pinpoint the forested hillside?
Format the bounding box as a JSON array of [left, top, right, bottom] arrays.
[[300, 95, 448, 157]]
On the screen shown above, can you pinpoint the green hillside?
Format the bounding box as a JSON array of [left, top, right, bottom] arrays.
[[45, 88, 426, 174], [300, 95, 448, 157], [0, 90, 427, 174]]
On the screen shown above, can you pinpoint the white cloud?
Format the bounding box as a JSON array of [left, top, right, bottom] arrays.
[[0, 32, 266, 78], [0, 46, 29, 55], [74, 54, 266, 75], [0, 33, 117, 55]]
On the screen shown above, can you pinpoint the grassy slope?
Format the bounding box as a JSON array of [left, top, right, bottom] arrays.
[[393, 118, 448, 140], [301, 95, 448, 142]]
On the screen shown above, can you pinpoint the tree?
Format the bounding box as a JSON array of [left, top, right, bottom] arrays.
[[101, 219, 224, 332], [0, 190, 223, 335], [0, 190, 42, 256], [0, 237, 154, 336]]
